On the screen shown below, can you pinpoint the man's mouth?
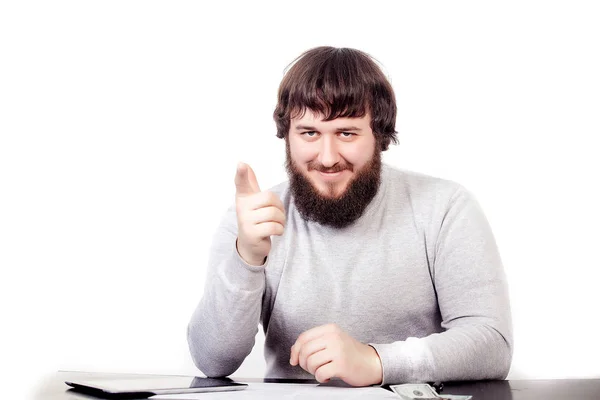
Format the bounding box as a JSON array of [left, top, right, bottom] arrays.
[[317, 170, 345, 181]]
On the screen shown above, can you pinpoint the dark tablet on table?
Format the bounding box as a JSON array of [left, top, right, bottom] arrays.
[[65, 375, 247, 398]]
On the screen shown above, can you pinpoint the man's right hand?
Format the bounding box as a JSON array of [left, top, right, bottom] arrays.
[[234, 163, 286, 266]]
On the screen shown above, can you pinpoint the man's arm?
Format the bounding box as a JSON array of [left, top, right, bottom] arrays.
[[188, 163, 285, 377], [187, 205, 266, 377], [371, 186, 513, 384]]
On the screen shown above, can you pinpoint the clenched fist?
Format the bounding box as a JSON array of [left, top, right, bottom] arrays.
[[290, 324, 383, 386], [235, 163, 286, 266]]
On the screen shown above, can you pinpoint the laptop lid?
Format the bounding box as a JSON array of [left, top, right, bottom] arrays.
[[65, 375, 247, 397]]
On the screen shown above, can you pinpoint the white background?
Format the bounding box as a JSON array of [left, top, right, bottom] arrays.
[[1, 1, 599, 398]]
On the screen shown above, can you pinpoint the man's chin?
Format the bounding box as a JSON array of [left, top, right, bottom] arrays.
[[308, 177, 349, 199]]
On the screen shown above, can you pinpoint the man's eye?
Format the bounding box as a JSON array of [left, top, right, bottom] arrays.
[[340, 132, 354, 137], [303, 131, 317, 137]]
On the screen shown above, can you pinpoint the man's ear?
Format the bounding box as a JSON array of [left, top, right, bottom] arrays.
[[378, 135, 391, 152], [374, 135, 385, 152]]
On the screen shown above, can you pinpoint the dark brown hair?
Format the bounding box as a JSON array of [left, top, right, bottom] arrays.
[[273, 46, 398, 151]]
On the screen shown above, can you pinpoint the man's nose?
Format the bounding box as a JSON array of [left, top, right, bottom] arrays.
[[318, 135, 340, 168]]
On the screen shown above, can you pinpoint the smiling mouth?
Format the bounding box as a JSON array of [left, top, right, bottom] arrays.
[[319, 171, 342, 175], [317, 170, 345, 181]]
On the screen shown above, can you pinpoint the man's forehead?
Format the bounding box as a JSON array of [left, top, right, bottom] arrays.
[[291, 109, 371, 127]]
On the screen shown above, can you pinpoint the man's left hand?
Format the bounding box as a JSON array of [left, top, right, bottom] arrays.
[[289, 324, 383, 386]]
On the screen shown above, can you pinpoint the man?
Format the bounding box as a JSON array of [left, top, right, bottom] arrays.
[[188, 46, 512, 386]]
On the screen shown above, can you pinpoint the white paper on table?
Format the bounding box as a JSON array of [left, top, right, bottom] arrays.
[[151, 382, 399, 399]]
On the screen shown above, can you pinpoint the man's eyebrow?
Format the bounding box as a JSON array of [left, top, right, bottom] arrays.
[[295, 125, 317, 131], [335, 126, 362, 132], [294, 125, 362, 131]]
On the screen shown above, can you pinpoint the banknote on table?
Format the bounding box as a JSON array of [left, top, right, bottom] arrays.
[[389, 383, 472, 400], [390, 383, 439, 399]]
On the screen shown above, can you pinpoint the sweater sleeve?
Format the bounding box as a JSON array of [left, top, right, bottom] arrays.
[[187, 205, 267, 377], [370, 186, 513, 384]]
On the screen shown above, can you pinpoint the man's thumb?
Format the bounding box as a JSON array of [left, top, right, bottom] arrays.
[[235, 162, 261, 195]]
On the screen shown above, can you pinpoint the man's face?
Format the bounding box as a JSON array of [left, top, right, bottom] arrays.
[[285, 109, 382, 228], [287, 109, 377, 199]]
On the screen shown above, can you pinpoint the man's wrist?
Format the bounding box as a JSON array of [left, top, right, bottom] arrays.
[[368, 344, 383, 385], [236, 239, 266, 266]]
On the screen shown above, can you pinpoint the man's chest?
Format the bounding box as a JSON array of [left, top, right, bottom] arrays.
[[263, 224, 441, 343]]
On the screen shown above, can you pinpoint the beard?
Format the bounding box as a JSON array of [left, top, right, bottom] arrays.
[[285, 141, 382, 229]]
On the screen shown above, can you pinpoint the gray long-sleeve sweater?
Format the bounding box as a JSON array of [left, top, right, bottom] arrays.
[[188, 164, 513, 384]]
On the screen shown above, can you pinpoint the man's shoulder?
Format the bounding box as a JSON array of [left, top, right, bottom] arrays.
[[382, 164, 474, 216], [383, 164, 463, 196]]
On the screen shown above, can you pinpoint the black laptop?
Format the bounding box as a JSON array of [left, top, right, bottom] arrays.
[[65, 375, 247, 398]]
